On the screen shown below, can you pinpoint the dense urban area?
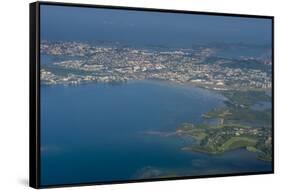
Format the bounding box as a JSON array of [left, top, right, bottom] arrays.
[[40, 41, 272, 91]]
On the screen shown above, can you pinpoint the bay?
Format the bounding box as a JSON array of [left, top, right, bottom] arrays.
[[40, 80, 271, 186]]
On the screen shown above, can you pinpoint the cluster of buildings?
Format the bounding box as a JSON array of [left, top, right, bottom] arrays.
[[40, 41, 272, 90], [203, 125, 271, 152], [177, 123, 271, 155]]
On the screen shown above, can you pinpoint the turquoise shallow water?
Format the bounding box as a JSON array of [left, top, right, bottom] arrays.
[[40, 81, 272, 186]]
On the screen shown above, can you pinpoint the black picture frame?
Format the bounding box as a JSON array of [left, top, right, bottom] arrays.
[[30, 1, 274, 188]]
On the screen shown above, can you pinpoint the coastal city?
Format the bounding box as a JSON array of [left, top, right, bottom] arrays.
[[40, 41, 272, 91], [40, 40, 272, 161], [37, 4, 273, 184]]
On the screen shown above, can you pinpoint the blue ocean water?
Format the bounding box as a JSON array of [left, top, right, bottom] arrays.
[[40, 81, 271, 186], [40, 5, 272, 48]]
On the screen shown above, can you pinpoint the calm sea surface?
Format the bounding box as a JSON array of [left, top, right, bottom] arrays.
[[40, 5, 272, 47], [40, 80, 271, 186]]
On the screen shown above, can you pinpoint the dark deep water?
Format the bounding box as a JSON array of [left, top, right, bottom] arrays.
[[40, 5, 272, 48], [40, 81, 271, 186]]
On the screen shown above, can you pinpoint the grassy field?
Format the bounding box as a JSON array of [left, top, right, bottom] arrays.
[[220, 136, 257, 151]]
